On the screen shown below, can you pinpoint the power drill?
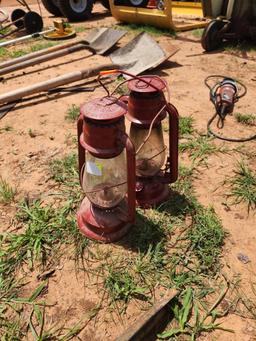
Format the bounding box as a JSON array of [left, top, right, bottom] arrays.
[[211, 78, 238, 121], [204, 75, 256, 142]]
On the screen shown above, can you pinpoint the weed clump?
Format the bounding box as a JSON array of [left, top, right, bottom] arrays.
[[228, 162, 256, 211], [189, 207, 225, 274], [0, 177, 16, 204], [65, 104, 80, 122], [234, 113, 255, 126]]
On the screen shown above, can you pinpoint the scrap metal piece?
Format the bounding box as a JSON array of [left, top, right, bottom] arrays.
[[85, 27, 126, 55], [115, 290, 177, 341], [110, 32, 179, 76], [0, 102, 18, 120]]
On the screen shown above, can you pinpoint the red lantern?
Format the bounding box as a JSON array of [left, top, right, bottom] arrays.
[[77, 96, 136, 242], [125, 76, 179, 208]]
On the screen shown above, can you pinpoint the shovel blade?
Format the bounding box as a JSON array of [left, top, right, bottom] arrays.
[[110, 32, 179, 75], [84, 28, 126, 55]]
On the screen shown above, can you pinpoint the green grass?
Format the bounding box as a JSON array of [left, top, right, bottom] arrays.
[[74, 25, 87, 33], [0, 27, 11, 36], [3, 200, 77, 274], [105, 267, 146, 304], [179, 116, 194, 136], [224, 41, 256, 53], [0, 39, 59, 60], [227, 162, 256, 211], [191, 28, 204, 38], [49, 153, 78, 185], [234, 113, 256, 126], [163, 115, 194, 137], [65, 104, 80, 122], [158, 286, 233, 340], [0, 152, 228, 338], [0, 46, 7, 58], [189, 207, 225, 274], [116, 23, 176, 37], [30, 41, 58, 52], [9, 41, 58, 59], [0, 177, 16, 204], [0, 125, 13, 133], [0, 153, 87, 339], [179, 135, 224, 165]]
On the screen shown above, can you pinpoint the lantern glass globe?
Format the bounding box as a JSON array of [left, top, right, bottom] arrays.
[[82, 150, 127, 209]]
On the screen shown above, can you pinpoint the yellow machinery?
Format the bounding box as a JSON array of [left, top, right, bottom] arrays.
[[109, 1, 207, 31]]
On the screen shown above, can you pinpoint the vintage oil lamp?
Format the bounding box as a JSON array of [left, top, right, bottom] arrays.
[[77, 96, 136, 242], [125, 75, 179, 208]]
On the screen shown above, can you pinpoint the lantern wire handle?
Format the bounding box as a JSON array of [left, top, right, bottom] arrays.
[[135, 104, 167, 155], [97, 70, 171, 158], [97, 70, 171, 103], [97, 74, 111, 97]]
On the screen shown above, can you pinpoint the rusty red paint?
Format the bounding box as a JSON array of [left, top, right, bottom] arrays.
[[123, 76, 179, 208], [77, 96, 136, 242]]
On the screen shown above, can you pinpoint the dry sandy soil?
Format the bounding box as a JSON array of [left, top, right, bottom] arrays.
[[0, 1, 256, 340]]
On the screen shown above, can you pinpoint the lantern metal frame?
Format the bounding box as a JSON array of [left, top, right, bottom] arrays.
[[125, 75, 179, 208], [77, 96, 136, 243]]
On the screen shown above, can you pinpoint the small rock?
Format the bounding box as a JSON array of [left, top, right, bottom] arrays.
[[234, 213, 244, 219], [237, 253, 250, 264]]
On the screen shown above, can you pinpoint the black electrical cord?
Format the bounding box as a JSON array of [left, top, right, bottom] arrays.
[[207, 112, 256, 142], [205, 75, 256, 142]]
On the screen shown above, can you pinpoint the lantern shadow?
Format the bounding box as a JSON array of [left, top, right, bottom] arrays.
[[119, 191, 194, 253], [157, 190, 196, 218], [119, 211, 166, 253], [118, 191, 196, 253]]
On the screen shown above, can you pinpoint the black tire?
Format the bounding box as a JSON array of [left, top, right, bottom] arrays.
[[23, 11, 43, 34], [57, 0, 94, 21], [127, 0, 149, 7], [41, 0, 62, 16], [201, 20, 225, 52], [100, 0, 110, 10], [11, 8, 26, 28]]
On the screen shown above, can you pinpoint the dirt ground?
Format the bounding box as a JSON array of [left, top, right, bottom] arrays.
[[0, 1, 256, 340]]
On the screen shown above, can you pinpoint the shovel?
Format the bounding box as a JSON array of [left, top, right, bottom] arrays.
[[111, 32, 179, 76], [0, 33, 179, 105], [0, 28, 126, 77]]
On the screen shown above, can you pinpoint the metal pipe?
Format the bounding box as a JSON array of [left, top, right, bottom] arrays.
[[0, 28, 54, 48], [0, 63, 117, 104], [0, 39, 82, 69], [0, 43, 89, 76]]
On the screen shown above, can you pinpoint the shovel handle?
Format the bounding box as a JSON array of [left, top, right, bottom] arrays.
[[99, 69, 119, 76]]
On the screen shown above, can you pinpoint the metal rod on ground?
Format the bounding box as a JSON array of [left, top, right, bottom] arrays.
[[0, 39, 82, 69], [17, 0, 31, 11], [0, 28, 126, 74], [0, 43, 90, 76], [0, 28, 54, 48], [0, 63, 118, 105]]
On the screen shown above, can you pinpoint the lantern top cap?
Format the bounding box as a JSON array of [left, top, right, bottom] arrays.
[[128, 76, 166, 93], [80, 96, 127, 122]]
